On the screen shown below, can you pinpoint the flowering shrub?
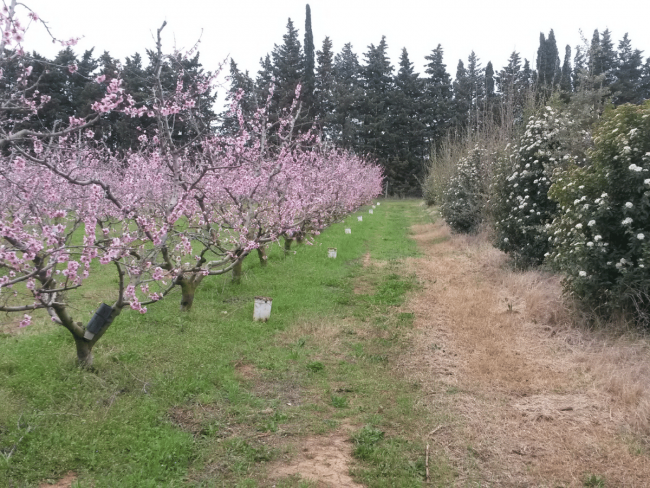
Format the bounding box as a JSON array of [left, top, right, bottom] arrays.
[[492, 107, 573, 267], [440, 147, 486, 234], [548, 102, 650, 323]]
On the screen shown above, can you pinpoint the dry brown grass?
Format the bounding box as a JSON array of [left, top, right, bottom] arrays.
[[400, 217, 650, 487]]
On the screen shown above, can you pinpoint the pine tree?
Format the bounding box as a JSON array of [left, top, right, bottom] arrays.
[[498, 51, 521, 96], [271, 19, 304, 114], [599, 29, 617, 87], [612, 33, 644, 105], [498, 51, 530, 125], [522, 58, 533, 90], [221, 59, 257, 135], [390, 47, 426, 195], [358, 37, 395, 190], [256, 54, 274, 98], [423, 44, 453, 146], [641, 57, 650, 100], [332, 42, 362, 150], [315, 36, 335, 134]]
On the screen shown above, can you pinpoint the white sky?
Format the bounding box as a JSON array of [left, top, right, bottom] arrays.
[[21, 0, 650, 104]]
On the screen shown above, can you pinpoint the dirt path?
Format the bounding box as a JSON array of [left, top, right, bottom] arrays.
[[401, 216, 650, 487]]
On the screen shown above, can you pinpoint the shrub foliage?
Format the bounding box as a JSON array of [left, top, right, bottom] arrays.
[[440, 147, 487, 234], [492, 107, 571, 267], [548, 101, 650, 323]]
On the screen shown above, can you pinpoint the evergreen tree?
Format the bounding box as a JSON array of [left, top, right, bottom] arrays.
[[498, 51, 530, 124], [573, 45, 586, 91], [314, 36, 335, 134], [522, 58, 533, 90], [498, 51, 521, 96], [536, 29, 560, 93], [589, 29, 603, 77], [423, 44, 453, 146], [390, 47, 426, 195], [332, 42, 362, 149], [485, 61, 495, 99], [271, 19, 304, 114], [358, 37, 396, 190], [256, 54, 274, 99], [452, 59, 471, 130], [599, 28, 617, 87], [641, 57, 650, 100], [560, 44, 572, 94], [466, 51, 485, 130], [612, 33, 644, 105], [221, 59, 257, 135], [303, 5, 316, 118]]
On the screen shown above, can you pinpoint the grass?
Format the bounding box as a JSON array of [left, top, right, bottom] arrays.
[[0, 199, 454, 487]]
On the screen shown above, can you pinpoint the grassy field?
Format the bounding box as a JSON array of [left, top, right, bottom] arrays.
[[0, 200, 453, 487]]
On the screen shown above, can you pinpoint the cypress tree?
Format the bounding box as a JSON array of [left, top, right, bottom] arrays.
[[537, 30, 560, 92], [560, 45, 572, 93], [572, 45, 586, 91], [452, 59, 471, 130], [485, 61, 495, 99], [589, 29, 602, 77], [303, 5, 316, 117], [466, 51, 484, 130]]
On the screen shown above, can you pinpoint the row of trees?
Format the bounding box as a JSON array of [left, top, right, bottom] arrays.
[[1, 3, 648, 197], [0, 4, 382, 366], [225, 6, 650, 195]]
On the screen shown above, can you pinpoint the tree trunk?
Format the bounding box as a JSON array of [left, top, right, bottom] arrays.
[[284, 238, 293, 254], [177, 273, 205, 312], [74, 336, 94, 367], [52, 302, 123, 368], [296, 232, 304, 244], [232, 258, 243, 284], [257, 246, 267, 267], [179, 281, 197, 311]]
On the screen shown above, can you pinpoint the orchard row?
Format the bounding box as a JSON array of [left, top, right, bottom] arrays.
[[0, 3, 383, 365]]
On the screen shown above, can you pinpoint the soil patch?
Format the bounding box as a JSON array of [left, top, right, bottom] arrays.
[[39, 471, 77, 488], [271, 430, 362, 487], [400, 217, 650, 486]]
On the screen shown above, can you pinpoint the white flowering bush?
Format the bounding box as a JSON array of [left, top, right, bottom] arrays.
[[492, 107, 573, 267], [440, 147, 486, 234], [548, 102, 650, 324]]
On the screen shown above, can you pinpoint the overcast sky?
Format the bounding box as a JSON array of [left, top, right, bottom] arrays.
[[22, 0, 650, 104]]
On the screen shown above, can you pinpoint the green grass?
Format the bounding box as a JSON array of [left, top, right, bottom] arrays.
[[0, 200, 454, 487]]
